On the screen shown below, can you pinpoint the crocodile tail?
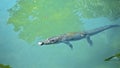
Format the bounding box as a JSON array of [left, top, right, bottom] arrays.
[[87, 24, 120, 36], [110, 24, 120, 27]]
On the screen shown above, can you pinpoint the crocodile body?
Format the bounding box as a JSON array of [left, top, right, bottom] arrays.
[[38, 24, 120, 49]]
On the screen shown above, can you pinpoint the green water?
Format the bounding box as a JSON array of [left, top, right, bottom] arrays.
[[0, 0, 120, 68]]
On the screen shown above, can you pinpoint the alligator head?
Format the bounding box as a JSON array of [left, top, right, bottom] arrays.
[[38, 36, 61, 46]]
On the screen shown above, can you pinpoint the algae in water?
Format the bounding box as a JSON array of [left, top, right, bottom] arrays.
[[8, 0, 120, 44]]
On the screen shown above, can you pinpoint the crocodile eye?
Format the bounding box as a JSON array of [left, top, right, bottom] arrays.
[[51, 39, 55, 42]]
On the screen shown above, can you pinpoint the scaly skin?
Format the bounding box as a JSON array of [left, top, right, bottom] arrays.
[[38, 24, 120, 49]]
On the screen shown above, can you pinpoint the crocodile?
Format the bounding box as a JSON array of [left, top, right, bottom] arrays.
[[38, 24, 120, 49]]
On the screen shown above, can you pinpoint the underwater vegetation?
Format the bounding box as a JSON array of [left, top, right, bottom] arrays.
[[0, 64, 11, 68], [105, 53, 120, 61], [8, 0, 120, 43], [8, 0, 82, 43], [75, 0, 120, 20]]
